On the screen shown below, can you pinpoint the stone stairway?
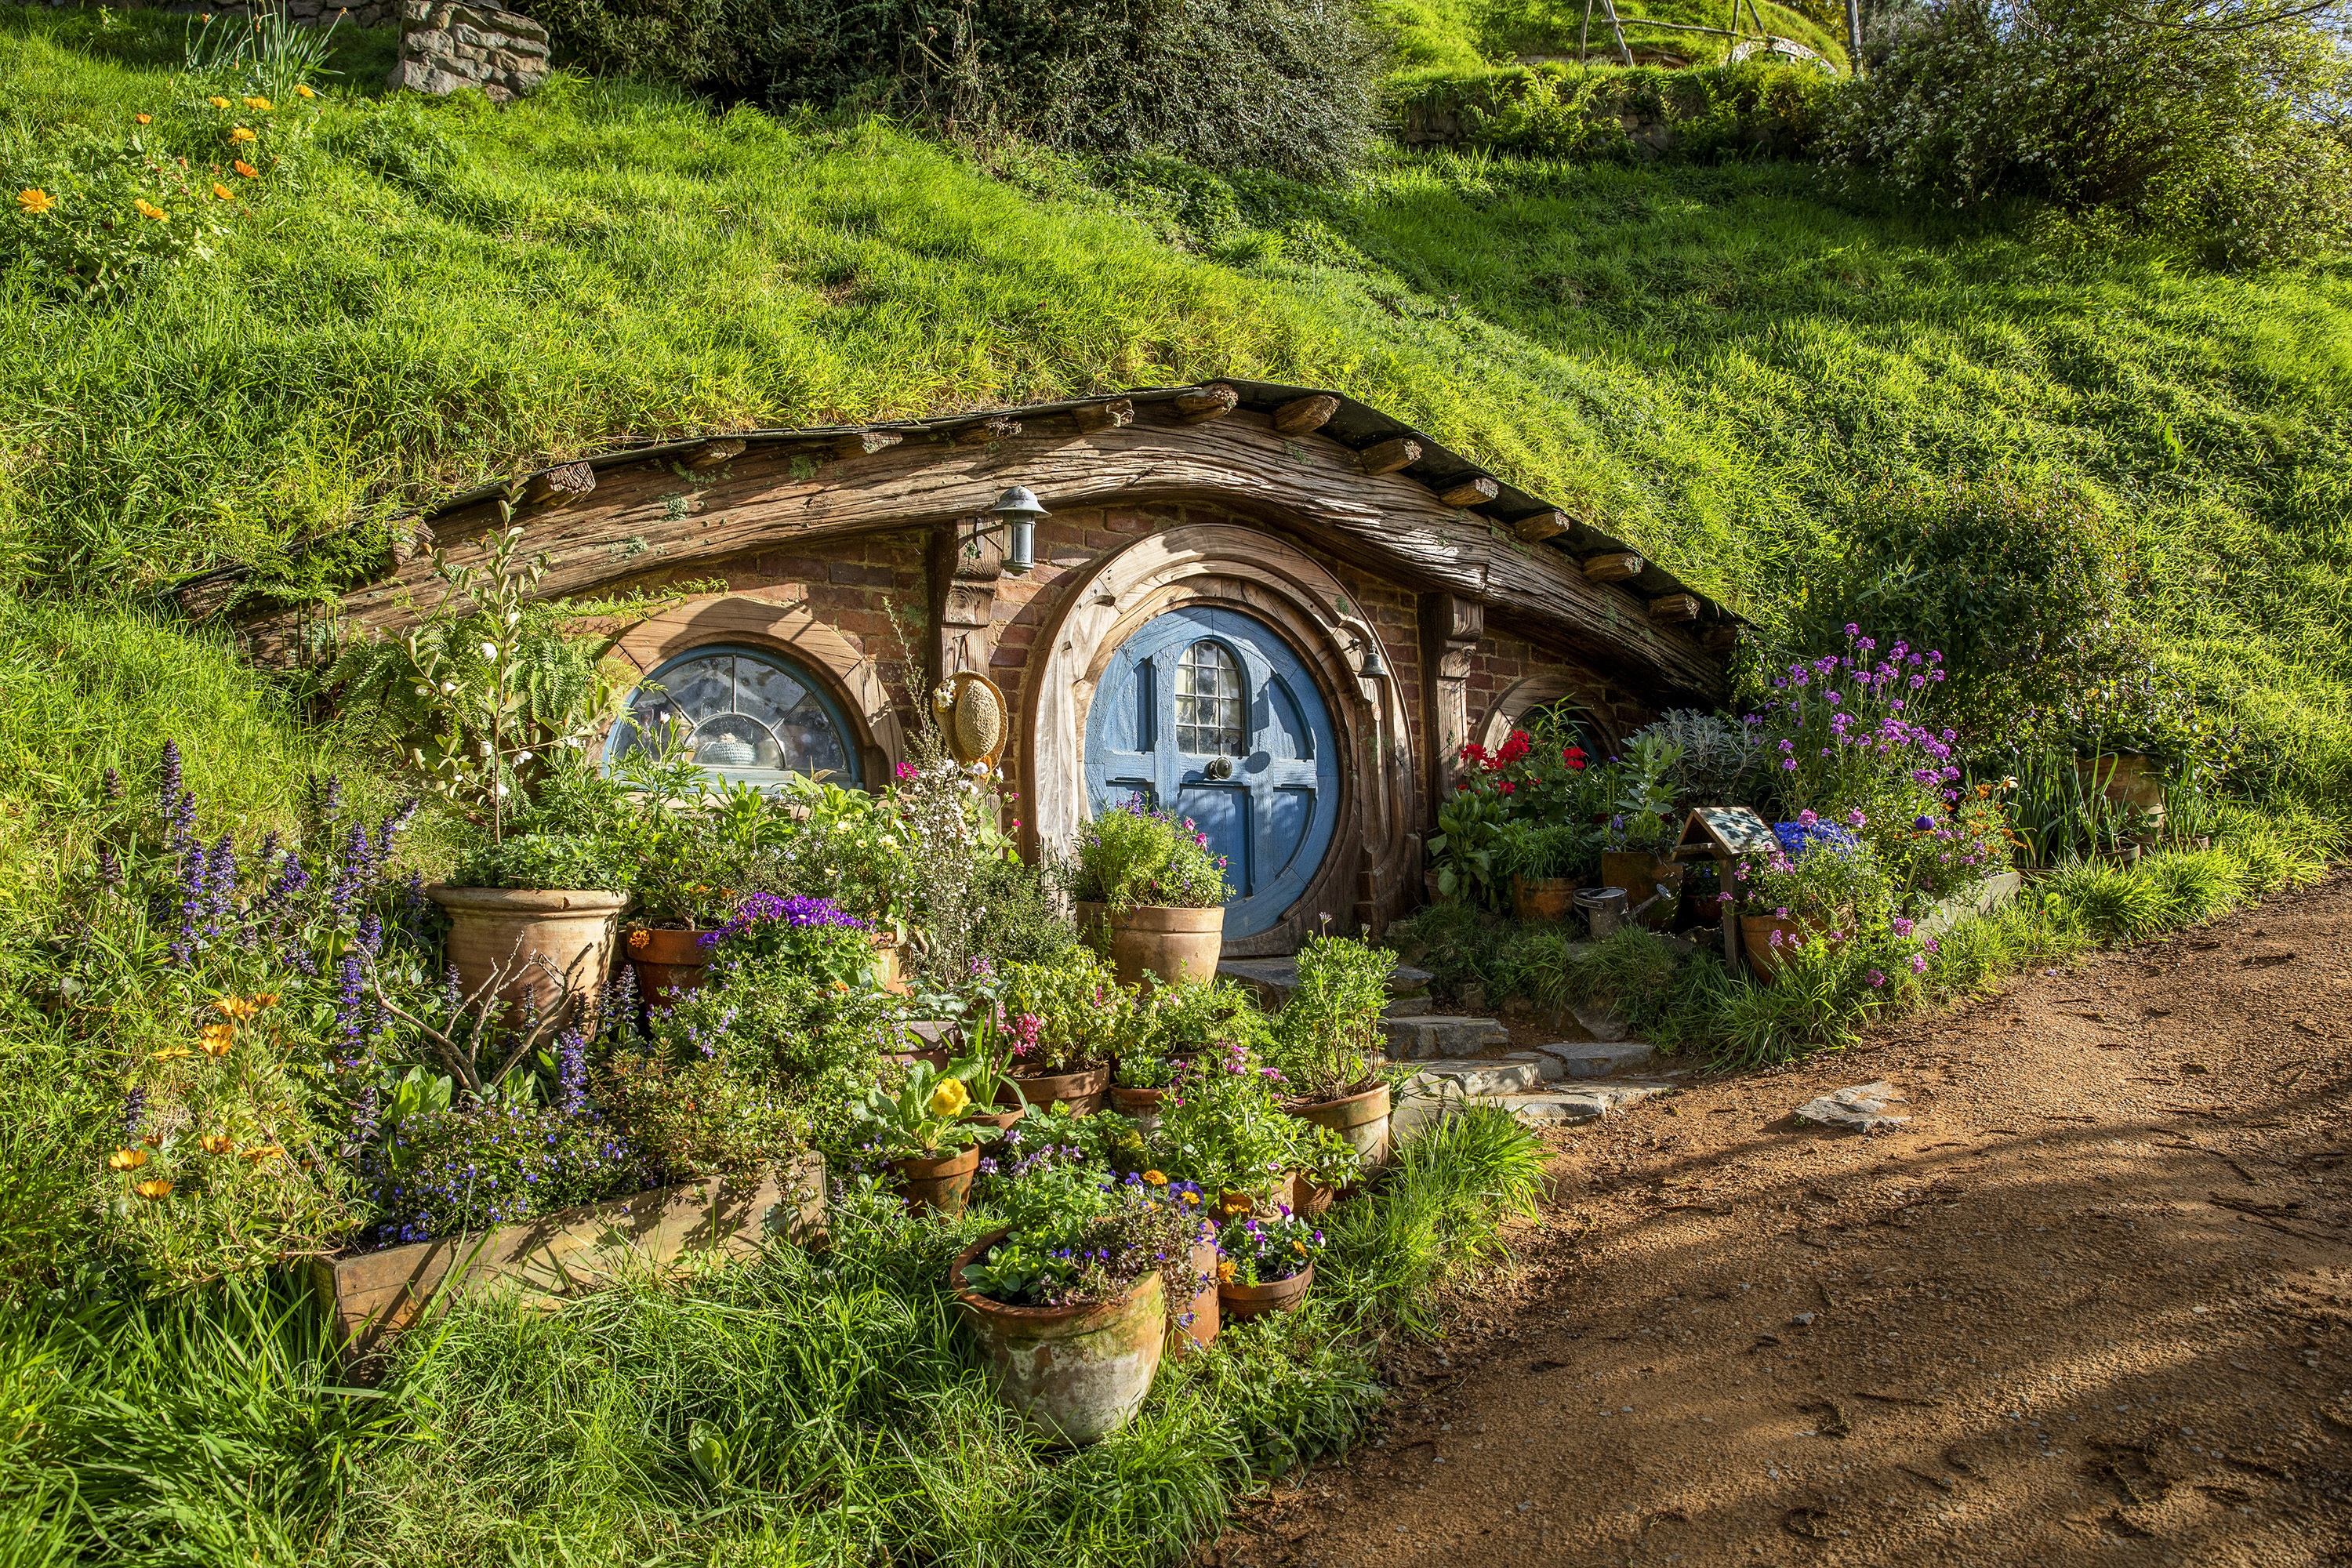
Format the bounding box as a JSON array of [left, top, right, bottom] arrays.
[[1218, 954, 1679, 1130]]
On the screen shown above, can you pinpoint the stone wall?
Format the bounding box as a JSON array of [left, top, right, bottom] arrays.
[[387, 0, 550, 100]]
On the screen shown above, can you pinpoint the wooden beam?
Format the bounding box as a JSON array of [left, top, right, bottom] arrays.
[[1512, 510, 1571, 543], [1270, 394, 1339, 435], [1583, 551, 1642, 583], [524, 462, 597, 510], [389, 518, 436, 565], [1704, 623, 1740, 654], [1358, 437, 1421, 477], [687, 439, 746, 469], [1173, 383, 1240, 424], [1650, 592, 1701, 622], [829, 430, 903, 461], [953, 417, 1022, 448], [1436, 476, 1499, 508], [1070, 399, 1134, 436]]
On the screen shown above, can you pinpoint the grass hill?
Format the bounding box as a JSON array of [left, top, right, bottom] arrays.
[[1372, 0, 1848, 71], [2, 2, 2349, 827]]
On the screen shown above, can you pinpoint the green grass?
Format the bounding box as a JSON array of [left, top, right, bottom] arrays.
[[0, 1120, 1542, 1567], [1369, 0, 1847, 71]]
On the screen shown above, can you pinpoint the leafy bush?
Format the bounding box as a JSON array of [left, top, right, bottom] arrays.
[[593, 1052, 804, 1182], [446, 832, 624, 891], [1393, 60, 1834, 162], [1823, 0, 2352, 265], [359, 1099, 647, 1245], [533, 0, 771, 84], [1071, 798, 1231, 913], [759, 0, 1385, 177], [1267, 933, 1391, 1102], [1000, 948, 1131, 1074]]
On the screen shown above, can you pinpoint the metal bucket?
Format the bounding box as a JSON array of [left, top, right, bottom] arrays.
[[1574, 886, 1628, 940]]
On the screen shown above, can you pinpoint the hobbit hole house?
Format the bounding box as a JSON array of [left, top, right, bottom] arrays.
[[197, 382, 1739, 956]]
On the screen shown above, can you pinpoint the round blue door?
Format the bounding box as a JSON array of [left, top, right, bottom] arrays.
[[1083, 606, 1339, 941]]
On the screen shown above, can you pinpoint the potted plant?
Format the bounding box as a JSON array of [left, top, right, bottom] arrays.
[[602, 741, 760, 1005], [1110, 1054, 1177, 1119], [1214, 1206, 1322, 1322], [996, 950, 1128, 1114], [1501, 822, 1595, 924], [1265, 931, 1396, 1169], [950, 1164, 1210, 1444], [1069, 799, 1230, 986], [436, 833, 629, 1027], [848, 1062, 986, 1215], [1736, 815, 1886, 984], [949, 1036, 1029, 1135], [1596, 736, 1687, 932], [1149, 1042, 1354, 1211]]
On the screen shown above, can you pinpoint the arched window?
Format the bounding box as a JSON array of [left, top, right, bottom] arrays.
[[1174, 639, 1245, 756], [605, 644, 861, 787]]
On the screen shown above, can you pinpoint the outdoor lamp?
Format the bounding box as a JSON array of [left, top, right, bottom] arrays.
[[986, 485, 1047, 574]]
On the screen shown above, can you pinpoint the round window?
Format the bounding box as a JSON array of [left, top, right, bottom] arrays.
[[605, 645, 860, 787]]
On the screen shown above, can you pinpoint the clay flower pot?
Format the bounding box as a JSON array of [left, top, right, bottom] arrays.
[[999, 1065, 1111, 1116], [1075, 901, 1225, 988], [887, 1145, 979, 1217], [1173, 1233, 1221, 1356], [870, 933, 911, 996], [950, 1228, 1169, 1445], [1287, 1080, 1392, 1167], [1510, 875, 1577, 924], [1219, 1261, 1313, 1323], [2074, 753, 2166, 822], [1740, 915, 1843, 986], [1599, 852, 1683, 931], [624, 925, 720, 1009], [1109, 1084, 1167, 1118], [1291, 1173, 1336, 1216], [963, 1106, 1026, 1137], [427, 886, 629, 1029]]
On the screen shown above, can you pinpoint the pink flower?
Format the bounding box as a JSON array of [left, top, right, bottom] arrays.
[[1909, 954, 1929, 974], [1867, 969, 1886, 987]]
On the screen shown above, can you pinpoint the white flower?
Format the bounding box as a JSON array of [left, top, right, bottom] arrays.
[[479, 641, 500, 661]]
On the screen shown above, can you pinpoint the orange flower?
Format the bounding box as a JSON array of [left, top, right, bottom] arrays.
[[1216, 1258, 1236, 1284], [241, 1145, 284, 1163], [136, 113, 153, 124], [133, 1178, 175, 1201], [143, 1131, 163, 1147], [208, 95, 232, 109], [132, 198, 169, 223], [233, 161, 259, 178], [229, 126, 257, 144], [199, 1134, 234, 1155], [212, 183, 234, 201], [107, 1146, 151, 1171], [243, 96, 271, 111], [296, 85, 316, 100], [199, 1022, 234, 1057], [17, 187, 56, 215], [628, 928, 650, 949]]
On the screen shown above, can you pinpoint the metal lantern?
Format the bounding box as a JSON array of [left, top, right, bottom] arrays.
[[987, 485, 1048, 574]]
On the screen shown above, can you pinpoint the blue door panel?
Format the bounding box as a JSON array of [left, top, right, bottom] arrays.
[[1083, 605, 1339, 942]]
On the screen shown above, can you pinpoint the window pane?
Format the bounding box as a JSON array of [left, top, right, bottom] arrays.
[[609, 648, 857, 786], [1175, 640, 1244, 756]]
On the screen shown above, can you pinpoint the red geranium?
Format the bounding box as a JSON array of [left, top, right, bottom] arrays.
[[1496, 728, 1532, 765], [1563, 746, 1588, 771]]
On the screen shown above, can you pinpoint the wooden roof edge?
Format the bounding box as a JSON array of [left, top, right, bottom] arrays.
[[162, 380, 1751, 638]]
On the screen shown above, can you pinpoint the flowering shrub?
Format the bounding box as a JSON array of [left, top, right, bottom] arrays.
[[356, 1100, 647, 1247], [1217, 1206, 1322, 1287], [1149, 1041, 1359, 1199], [699, 891, 874, 990], [649, 959, 902, 1088], [1072, 797, 1231, 913], [1741, 815, 1889, 924], [958, 1164, 1210, 1329], [1000, 949, 1131, 1074], [1266, 932, 1390, 1102]]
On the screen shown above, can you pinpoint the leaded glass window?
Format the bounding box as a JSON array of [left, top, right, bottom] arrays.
[[605, 646, 858, 787], [1174, 640, 1244, 756]]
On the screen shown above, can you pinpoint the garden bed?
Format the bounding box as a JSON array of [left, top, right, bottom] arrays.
[[310, 1157, 825, 1360]]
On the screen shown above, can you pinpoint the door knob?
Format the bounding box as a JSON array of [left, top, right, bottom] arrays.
[[1203, 756, 1233, 780]]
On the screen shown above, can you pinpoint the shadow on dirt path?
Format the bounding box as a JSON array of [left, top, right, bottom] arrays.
[[1210, 873, 2352, 1568]]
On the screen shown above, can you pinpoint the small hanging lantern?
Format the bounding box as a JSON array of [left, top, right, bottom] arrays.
[[986, 485, 1047, 574]]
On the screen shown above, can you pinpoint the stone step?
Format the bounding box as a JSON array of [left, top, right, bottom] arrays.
[[1219, 956, 1435, 1010], [1406, 1058, 1548, 1096], [1391, 1077, 1673, 1138], [1384, 995, 1433, 1019], [1379, 1014, 1511, 1060], [1536, 1040, 1655, 1080]]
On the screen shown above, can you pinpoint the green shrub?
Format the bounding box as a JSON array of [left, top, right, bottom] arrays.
[[759, 0, 1385, 177], [445, 832, 626, 891], [1392, 60, 1832, 162], [532, 0, 771, 84], [2041, 858, 2172, 944]]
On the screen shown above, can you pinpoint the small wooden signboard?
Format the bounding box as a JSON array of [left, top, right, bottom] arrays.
[[1671, 806, 1777, 978]]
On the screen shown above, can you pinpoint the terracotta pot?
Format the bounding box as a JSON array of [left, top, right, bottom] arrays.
[[871, 934, 910, 996], [1109, 1084, 1167, 1118], [890, 1046, 953, 1073], [2074, 753, 2167, 821], [963, 1106, 1026, 1136], [1220, 1261, 1313, 1323], [1291, 1172, 1336, 1216], [999, 1066, 1110, 1116], [1075, 901, 1225, 988], [624, 925, 720, 1010], [427, 886, 629, 1028], [1599, 853, 1683, 931], [1511, 875, 1577, 924], [1173, 1234, 1221, 1356], [950, 1228, 1168, 1445], [1738, 915, 1845, 985], [1287, 1081, 1393, 1168], [887, 1145, 979, 1217]]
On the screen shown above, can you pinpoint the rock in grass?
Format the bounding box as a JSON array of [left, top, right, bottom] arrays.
[[1794, 1081, 1909, 1133]]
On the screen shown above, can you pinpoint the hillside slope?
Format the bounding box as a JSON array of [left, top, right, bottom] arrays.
[[2, 7, 2348, 799]]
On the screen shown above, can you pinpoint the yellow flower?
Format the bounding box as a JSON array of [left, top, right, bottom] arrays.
[[134, 1178, 176, 1201], [151, 1044, 193, 1061], [241, 1145, 284, 1163], [628, 928, 650, 949], [1292, 1240, 1306, 1255], [209, 95, 232, 109], [107, 1146, 150, 1171], [1141, 1170, 1167, 1185], [1216, 1259, 1236, 1284], [133, 198, 169, 223], [199, 1134, 234, 1155], [243, 96, 271, 111], [926, 1077, 971, 1120], [135, 113, 153, 124], [229, 126, 257, 144], [199, 1022, 234, 1057], [1179, 1190, 1199, 1205], [16, 187, 56, 215], [296, 85, 316, 99], [233, 160, 259, 179], [212, 183, 234, 200]]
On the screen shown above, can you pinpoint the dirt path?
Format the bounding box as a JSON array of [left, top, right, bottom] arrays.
[[1219, 873, 2352, 1568]]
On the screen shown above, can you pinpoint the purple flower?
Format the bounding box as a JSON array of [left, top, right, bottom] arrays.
[[1866, 969, 1886, 987], [1913, 816, 1936, 832]]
